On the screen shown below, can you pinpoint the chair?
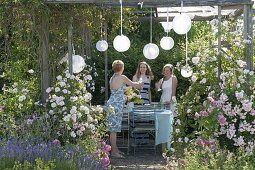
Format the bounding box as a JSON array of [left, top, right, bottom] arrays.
[[130, 105, 156, 155], [117, 106, 130, 154]]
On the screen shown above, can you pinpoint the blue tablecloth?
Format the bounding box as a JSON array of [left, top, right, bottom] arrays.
[[155, 110, 174, 145]]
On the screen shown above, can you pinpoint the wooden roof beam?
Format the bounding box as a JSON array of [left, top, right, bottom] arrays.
[[45, 0, 253, 8]]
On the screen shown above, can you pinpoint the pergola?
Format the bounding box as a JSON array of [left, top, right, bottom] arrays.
[[42, 0, 254, 102]]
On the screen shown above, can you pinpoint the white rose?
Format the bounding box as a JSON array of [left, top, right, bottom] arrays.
[[51, 102, 57, 108], [191, 76, 197, 82], [46, 87, 52, 93], [70, 131, 76, 138], [28, 69, 34, 74], [56, 75, 62, 80], [55, 87, 60, 92]]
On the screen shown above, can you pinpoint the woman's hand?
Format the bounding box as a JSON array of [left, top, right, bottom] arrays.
[[171, 96, 177, 103], [138, 82, 143, 89], [155, 81, 161, 91]]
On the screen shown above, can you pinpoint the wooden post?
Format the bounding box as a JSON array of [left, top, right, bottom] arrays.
[[243, 4, 254, 71], [104, 22, 109, 103], [40, 15, 50, 102], [68, 17, 73, 74], [217, 6, 222, 80], [84, 26, 92, 59], [81, 26, 85, 58]]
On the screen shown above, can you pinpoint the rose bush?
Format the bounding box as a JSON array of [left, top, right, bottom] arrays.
[[172, 17, 255, 155]]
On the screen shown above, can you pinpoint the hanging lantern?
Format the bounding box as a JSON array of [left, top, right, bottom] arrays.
[[113, 0, 131, 52], [143, 43, 159, 60], [160, 22, 173, 32], [113, 35, 130, 52], [96, 40, 108, 52], [173, 13, 192, 35], [181, 65, 193, 78], [72, 55, 86, 73], [160, 36, 174, 50]]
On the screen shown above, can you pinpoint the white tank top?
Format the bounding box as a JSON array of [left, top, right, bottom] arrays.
[[160, 77, 172, 103]]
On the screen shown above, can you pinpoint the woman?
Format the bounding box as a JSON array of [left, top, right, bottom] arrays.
[[106, 60, 142, 158], [132, 61, 154, 104], [156, 64, 177, 107]]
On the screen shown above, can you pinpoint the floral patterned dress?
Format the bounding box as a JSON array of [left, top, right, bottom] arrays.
[[106, 79, 126, 133]]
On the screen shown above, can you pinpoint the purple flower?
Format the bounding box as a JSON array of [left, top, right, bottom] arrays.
[[0, 106, 4, 112], [218, 115, 226, 125], [199, 111, 209, 117], [52, 139, 61, 145]]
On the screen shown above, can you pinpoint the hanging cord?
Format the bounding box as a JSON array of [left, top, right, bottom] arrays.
[[181, 1, 183, 13], [150, 8, 152, 43], [100, 23, 103, 40], [185, 33, 188, 65], [166, 7, 169, 36], [120, 0, 123, 35], [100, 8, 103, 40]]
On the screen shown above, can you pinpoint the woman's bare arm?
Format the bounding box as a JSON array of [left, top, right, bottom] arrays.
[[122, 75, 142, 89], [172, 76, 177, 96]]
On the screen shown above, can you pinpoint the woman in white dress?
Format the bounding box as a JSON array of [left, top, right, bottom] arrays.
[[156, 64, 177, 105], [155, 64, 177, 150]]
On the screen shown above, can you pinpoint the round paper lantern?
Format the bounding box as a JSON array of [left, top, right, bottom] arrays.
[[173, 13, 192, 35], [113, 35, 130, 52], [143, 43, 159, 60], [72, 55, 86, 73], [96, 40, 108, 52], [160, 36, 174, 50], [181, 65, 193, 78]]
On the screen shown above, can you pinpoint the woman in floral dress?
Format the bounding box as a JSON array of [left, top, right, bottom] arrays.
[[107, 60, 142, 158]]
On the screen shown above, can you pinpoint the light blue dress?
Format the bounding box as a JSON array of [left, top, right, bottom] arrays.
[[106, 75, 126, 133]]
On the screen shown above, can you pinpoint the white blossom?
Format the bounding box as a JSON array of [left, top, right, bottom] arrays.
[[28, 69, 34, 74]]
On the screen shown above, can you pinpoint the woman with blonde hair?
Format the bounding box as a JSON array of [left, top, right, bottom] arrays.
[[156, 64, 177, 105], [132, 61, 154, 104], [106, 60, 142, 158]]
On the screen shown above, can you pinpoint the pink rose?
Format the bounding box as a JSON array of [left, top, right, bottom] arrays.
[[218, 115, 226, 125], [102, 155, 110, 167], [103, 144, 111, 152]]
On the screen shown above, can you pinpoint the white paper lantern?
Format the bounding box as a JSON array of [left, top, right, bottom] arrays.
[[143, 43, 159, 60], [181, 65, 193, 78], [113, 35, 130, 52], [72, 55, 86, 73], [160, 22, 173, 32], [160, 36, 174, 50], [173, 13, 192, 35], [96, 40, 108, 52]]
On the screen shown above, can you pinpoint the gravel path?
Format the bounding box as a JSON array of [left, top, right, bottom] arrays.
[[110, 148, 167, 170]]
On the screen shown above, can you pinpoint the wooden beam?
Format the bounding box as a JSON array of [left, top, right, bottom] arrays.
[[103, 22, 109, 103], [45, 0, 253, 7], [137, 15, 230, 21], [243, 4, 253, 71], [217, 5, 222, 80], [40, 15, 50, 102], [68, 17, 73, 74]]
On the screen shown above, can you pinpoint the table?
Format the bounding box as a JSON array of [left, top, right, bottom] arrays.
[[129, 105, 174, 146], [154, 109, 174, 146]]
